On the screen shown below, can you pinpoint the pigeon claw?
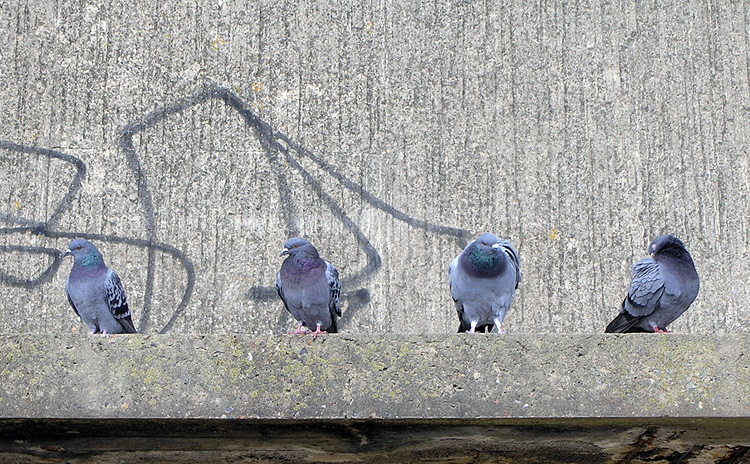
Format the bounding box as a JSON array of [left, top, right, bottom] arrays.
[[493, 318, 506, 335], [292, 325, 310, 335], [311, 323, 328, 339], [653, 326, 671, 334]]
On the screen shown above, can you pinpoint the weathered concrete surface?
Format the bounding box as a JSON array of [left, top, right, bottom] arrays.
[[0, 334, 748, 419], [0, 1, 748, 337]]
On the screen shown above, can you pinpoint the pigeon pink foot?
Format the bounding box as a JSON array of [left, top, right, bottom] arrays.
[[311, 323, 328, 338], [291, 323, 310, 335]]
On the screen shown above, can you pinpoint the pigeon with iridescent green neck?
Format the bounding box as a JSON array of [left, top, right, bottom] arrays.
[[63, 239, 136, 334], [449, 232, 522, 334]]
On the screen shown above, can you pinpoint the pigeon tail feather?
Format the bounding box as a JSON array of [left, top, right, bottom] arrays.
[[118, 316, 138, 334], [326, 317, 338, 334], [604, 307, 641, 333]]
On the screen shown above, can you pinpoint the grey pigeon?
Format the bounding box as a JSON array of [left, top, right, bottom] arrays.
[[605, 234, 700, 333], [449, 232, 522, 334], [63, 239, 137, 334], [276, 237, 341, 336]]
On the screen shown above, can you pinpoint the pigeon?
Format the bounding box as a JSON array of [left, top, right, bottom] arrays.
[[605, 234, 700, 333], [63, 239, 137, 334], [276, 237, 341, 336], [449, 232, 522, 334]]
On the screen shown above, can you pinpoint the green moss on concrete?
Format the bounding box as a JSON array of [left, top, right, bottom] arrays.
[[0, 334, 748, 419]]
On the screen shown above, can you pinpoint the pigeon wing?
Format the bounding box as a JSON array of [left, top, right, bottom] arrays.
[[276, 270, 291, 315], [65, 275, 82, 320], [497, 239, 522, 288], [448, 255, 458, 299], [624, 257, 665, 317], [449, 255, 472, 332], [104, 269, 137, 333], [325, 260, 341, 317]]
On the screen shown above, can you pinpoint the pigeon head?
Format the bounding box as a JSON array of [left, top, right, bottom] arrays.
[[475, 232, 502, 249], [648, 234, 687, 258], [280, 237, 319, 259], [464, 232, 505, 277], [63, 239, 104, 268]]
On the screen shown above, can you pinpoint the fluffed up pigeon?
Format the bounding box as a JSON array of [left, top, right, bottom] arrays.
[[449, 232, 522, 334], [605, 234, 700, 333], [63, 239, 137, 334], [276, 237, 341, 336]]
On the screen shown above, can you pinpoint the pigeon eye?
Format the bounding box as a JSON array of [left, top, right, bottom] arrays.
[[76, 246, 82, 250], [294, 244, 299, 248]]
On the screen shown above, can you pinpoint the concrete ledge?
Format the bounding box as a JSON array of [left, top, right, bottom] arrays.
[[1, 334, 747, 420]]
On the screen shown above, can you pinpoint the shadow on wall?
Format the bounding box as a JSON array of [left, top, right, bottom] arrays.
[[0, 85, 471, 333]]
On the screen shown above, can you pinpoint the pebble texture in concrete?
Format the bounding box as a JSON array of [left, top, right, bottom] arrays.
[[0, 334, 747, 420], [0, 1, 748, 336]]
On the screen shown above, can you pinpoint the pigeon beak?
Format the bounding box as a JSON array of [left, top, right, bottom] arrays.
[[280, 248, 290, 257], [491, 243, 501, 249], [62, 249, 73, 258]]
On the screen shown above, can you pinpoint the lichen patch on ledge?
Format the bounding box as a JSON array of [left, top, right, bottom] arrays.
[[1, 334, 746, 420]]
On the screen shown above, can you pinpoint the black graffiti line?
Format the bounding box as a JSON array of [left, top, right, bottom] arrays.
[[3, 84, 470, 333], [0, 227, 195, 332], [215, 87, 471, 243], [119, 86, 376, 314], [0, 245, 61, 288], [121, 85, 469, 244], [0, 142, 86, 292], [122, 85, 470, 309], [0, 140, 86, 232], [279, 142, 381, 288], [0, 142, 193, 334], [217, 90, 379, 288], [42, 230, 195, 334]]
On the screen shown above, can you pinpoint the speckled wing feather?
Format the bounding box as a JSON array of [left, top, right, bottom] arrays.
[[104, 269, 137, 333], [624, 258, 665, 317], [497, 239, 522, 289], [325, 260, 341, 333], [605, 258, 665, 333]]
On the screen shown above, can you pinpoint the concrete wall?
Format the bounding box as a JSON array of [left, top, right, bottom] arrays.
[[0, 1, 748, 335]]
